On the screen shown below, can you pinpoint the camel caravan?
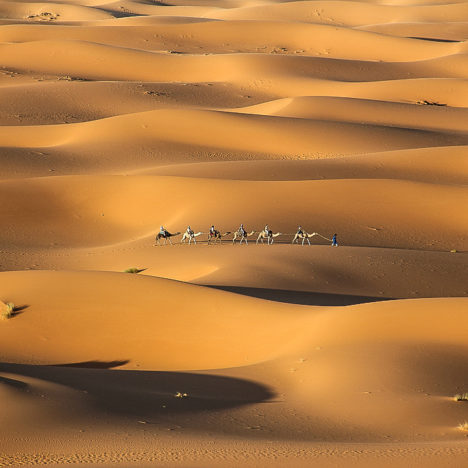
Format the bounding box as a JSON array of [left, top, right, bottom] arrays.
[[156, 225, 338, 246]]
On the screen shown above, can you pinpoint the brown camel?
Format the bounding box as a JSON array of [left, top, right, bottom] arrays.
[[208, 230, 232, 244]]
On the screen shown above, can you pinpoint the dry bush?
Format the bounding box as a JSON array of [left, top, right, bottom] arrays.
[[1, 302, 15, 320]]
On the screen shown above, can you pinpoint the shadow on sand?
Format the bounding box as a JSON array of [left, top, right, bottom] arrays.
[[207, 285, 391, 306], [0, 362, 275, 419]]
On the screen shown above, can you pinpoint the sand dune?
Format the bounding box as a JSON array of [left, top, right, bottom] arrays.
[[361, 21, 468, 41], [0, 270, 467, 458], [212, 1, 468, 25], [150, 146, 468, 184], [0, 21, 462, 61], [1, 0, 468, 466], [0, 175, 466, 250], [1, 108, 466, 159], [0, 1, 114, 21], [5, 40, 468, 84]]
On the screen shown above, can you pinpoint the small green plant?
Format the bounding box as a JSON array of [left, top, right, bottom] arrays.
[[1, 302, 15, 320], [123, 268, 142, 274], [454, 393, 468, 401], [457, 421, 468, 431]]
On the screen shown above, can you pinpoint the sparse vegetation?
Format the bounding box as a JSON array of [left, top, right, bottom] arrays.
[[454, 393, 468, 402], [416, 100, 447, 106], [457, 421, 468, 431], [124, 268, 143, 274], [174, 392, 188, 398], [1, 302, 15, 320]]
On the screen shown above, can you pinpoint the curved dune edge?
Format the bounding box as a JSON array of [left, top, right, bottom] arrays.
[[148, 146, 468, 185], [0, 269, 466, 370], [4, 40, 468, 83], [0, 107, 466, 157], [0, 21, 463, 61], [0, 270, 467, 448], [0, 175, 466, 250]]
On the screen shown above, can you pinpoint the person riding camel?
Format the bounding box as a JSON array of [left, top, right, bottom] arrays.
[[239, 224, 246, 236], [264, 225, 270, 235], [297, 226, 303, 236], [209, 225, 216, 237], [160, 225, 168, 236], [186, 225, 194, 236]]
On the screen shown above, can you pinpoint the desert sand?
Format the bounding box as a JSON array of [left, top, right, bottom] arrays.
[[0, 0, 467, 467]]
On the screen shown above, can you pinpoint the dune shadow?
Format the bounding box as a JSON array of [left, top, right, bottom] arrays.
[[0, 362, 275, 420], [207, 285, 390, 306], [96, 8, 143, 18], [0, 375, 29, 390], [54, 360, 130, 369], [408, 36, 460, 43]]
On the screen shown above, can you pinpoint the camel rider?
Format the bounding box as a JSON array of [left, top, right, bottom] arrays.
[[209, 225, 216, 237], [297, 226, 303, 236], [160, 225, 167, 236], [239, 224, 246, 236], [264, 225, 269, 234], [187, 225, 194, 236]]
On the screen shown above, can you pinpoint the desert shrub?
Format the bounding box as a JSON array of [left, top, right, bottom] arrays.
[[124, 268, 142, 274], [457, 421, 468, 431], [1, 302, 15, 320]]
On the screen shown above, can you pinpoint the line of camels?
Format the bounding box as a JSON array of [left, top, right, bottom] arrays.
[[155, 226, 333, 246]]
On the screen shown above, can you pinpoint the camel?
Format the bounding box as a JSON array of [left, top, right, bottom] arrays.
[[256, 229, 282, 245], [292, 230, 316, 246], [208, 230, 231, 244], [181, 231, 204, 244], [232, 229, 256, 245], [155, 231, 180, 245]]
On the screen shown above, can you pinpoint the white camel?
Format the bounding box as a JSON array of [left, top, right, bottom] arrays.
[[181, 231, 204, 244], [256, 228, 281, 245], [232, 229, 255, 245], [292, 230, 316, 246]]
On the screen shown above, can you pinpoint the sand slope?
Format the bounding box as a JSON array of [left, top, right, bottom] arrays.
[[0, 271, 467, 461], [1, 0, 468, 466]]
